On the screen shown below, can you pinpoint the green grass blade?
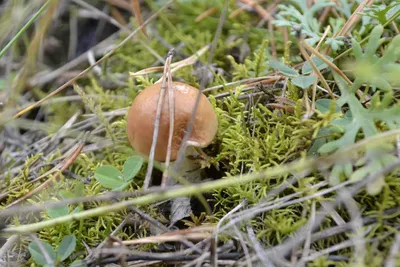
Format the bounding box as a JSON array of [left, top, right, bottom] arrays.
[[0, 0, 53, 59]]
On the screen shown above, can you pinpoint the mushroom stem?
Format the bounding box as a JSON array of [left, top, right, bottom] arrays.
[[167, 146, 205, 226], [166, 146, 204, 187]]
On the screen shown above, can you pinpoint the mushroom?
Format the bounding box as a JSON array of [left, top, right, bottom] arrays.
[[126, 81, 218, 177]]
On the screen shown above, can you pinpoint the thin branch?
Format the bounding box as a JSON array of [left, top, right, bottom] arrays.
[[144, 50, 174, 189], [0, 235, 18, 259], [247, 226, 275, 267], [162, 50, 175, 187], [213, 200, 247, 266], [87, 252, 242, 266], [129, 206, 201, 253], [385, 233, 400, 267]]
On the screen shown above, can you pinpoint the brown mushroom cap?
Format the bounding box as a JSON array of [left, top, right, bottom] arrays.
[[126, 81, 218, 162]]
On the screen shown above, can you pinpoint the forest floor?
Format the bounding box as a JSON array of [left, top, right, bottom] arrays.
[[1, 0, 400, 266]]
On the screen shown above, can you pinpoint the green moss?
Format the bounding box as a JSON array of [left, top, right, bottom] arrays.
[[3, 1, 400, 266]]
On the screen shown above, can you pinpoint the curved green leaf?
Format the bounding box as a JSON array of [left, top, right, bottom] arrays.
[[292, 75, 316, 89], [28, 240, 56, 266], [57, 234, 76, 262], [95, 165, 123, 189], [268, 60, 299, 77], [302, 56, 333, 74], [47, 205, 69, 219], [315, 99, 341, 114], [122, 155, 143, 181]]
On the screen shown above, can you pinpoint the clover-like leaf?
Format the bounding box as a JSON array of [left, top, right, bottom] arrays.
[[72, 206, 82, 214], [112, 182, 131, 192], [47, 205, 69, 219], [59, 190, 74, 199], [95, 165, 124, 189], [122, 155, 143, 182], [29, 240, 56, 266], [307, 126, 338, 156], [268, 60, 299, 77], [315, 99, 341, 114], [74, 181, 85, 197], [56, 234, 76, 262], [302, 56, 333, 75], [292, 75, 316, 89]]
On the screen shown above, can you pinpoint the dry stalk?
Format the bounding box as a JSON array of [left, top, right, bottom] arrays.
[[143, 50, 174, 189]]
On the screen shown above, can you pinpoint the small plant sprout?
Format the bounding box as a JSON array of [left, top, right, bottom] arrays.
[[94, 155, 143, 191], [28, 234, 76, 266]]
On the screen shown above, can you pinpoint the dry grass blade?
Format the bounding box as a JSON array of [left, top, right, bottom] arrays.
[[131, 0, 147, 36], [265, 159, 400, 263], [385, 233, 400, 267], [195, 7, 218, 23], [297, 35, 335, 104], [338, 189, 365, 266], [128, 206, 202, 253], [336, 0, 374, 38], [240, 0, 273, 21], [120, 225, 215, 245], [0, 0, 53, 60], [105, 0, 131, 11], [7, 0, 59, 108], [302, 40, 352, 85], [129, 45, 209, 78], [0, 235, 18, 259], [162, 50, 175, 187], [143, 50, 174, 189], [213, 200, 247, 266]]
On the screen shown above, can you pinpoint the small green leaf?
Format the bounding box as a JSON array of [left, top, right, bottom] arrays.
[[95, 165, 124, 189], [268, 60, 299, 77], [122, 155, 143, 181], [57, 234, 76, 262], [315, 99, 341, 114], [302, 56, 333, 74], [292, 75, 316, 89], [74, 181, 85, 197], [47, 205, 69, 219], [307, 127, 335, 156], [365, 25, 383, 57], [72, 206, 82, 214], [70, 259, 85, 267], [112, 182, 131, 192], [28, 240, 56, 266], [59, 190, 74, 199], [332, 111, 352, 127]]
